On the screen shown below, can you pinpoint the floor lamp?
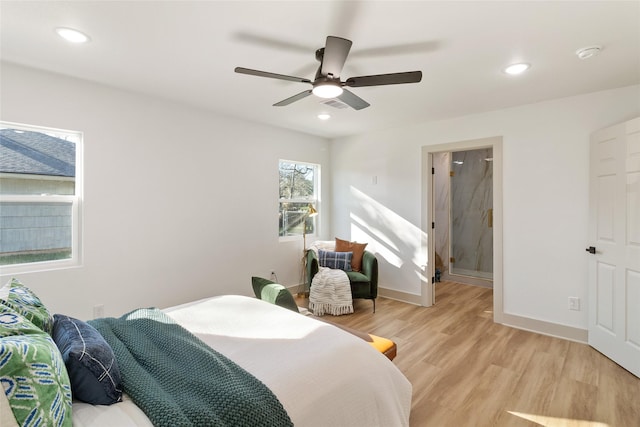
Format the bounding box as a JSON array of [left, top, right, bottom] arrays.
[[301, 204, 318, 297]]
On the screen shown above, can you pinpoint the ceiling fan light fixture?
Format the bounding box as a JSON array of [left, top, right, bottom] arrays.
[[312, 82, 343, 99]]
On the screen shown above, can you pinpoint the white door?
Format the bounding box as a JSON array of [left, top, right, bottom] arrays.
[[421, 152, 435, 307], [588, 117, 640, 378]]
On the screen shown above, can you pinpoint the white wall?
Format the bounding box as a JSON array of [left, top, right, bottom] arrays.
[[3, 60, 639, 332], [330, 85, 640, 331], [0, 63, 330, 319]]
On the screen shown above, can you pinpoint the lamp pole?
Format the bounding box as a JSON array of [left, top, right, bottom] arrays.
[[301, 204, 318, 297]]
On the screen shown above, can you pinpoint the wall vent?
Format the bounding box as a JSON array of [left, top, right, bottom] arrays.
[[321, 99, 348, 109]]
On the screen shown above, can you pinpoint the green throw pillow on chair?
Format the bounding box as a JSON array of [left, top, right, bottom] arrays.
[[251, 277, 299, 313]]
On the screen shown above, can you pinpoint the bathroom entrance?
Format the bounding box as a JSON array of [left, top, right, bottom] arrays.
[[421, 136, 502, 316], [433, 148, 494, 288]]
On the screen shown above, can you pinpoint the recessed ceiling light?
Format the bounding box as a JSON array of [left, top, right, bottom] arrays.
[[503, 63, 530, 75], [317, 113, 331, 120], [576, 46, 601, 60], [55, 27, 90, 44]]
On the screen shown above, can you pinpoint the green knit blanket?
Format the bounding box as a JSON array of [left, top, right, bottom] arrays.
[[89, 308, 292, 427]]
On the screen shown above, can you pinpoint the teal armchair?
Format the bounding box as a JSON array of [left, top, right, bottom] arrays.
[[307, 249, 379, 312]]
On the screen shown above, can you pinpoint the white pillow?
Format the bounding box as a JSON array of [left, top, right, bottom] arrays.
[[308, 240, 335, 257]]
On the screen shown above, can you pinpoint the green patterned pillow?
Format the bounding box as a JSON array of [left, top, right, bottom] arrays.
[[0, 304, 44, 338], [0, 308, 72, 427], [0, 278, 54, 334]]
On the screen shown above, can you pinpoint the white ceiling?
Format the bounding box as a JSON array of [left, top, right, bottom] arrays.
[[2, 1, 639, 139]]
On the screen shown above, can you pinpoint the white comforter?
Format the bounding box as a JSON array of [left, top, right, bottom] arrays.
[[72, 295, 412, 427]]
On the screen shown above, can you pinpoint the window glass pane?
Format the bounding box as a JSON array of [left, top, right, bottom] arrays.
[[279, 202, 316, 237], [0, 201, 73, 265], [0, 127, 76, 196], [1, 123, 79, 266], [278, 160, 318, 238], [279, 161, 315, 199]]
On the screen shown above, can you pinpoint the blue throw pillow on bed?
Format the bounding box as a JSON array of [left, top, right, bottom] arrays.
[[318, 249, 353, 271], [52, 314, 123, 405]]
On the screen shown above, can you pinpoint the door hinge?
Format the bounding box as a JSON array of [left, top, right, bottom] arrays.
[[450, 171, 455, 177], [432, 276, 435, 284], [432, 222, 435, 229], [450, 257, 455, 263], [432, 167, 435, 174]]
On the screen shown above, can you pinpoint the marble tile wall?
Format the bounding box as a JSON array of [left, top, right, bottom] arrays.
[[433, 152, 450, 276], [450, 148, 493, 278]]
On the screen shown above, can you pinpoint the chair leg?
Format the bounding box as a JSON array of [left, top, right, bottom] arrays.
[[372, 299, 376, 313]]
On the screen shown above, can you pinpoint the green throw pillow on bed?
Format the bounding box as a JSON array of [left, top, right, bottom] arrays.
[[0, 304, 72, 427], [251, 277, 299, 312], [0, 278, 54, 334]]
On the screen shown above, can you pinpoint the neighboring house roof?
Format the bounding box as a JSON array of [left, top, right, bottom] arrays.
[[0, 129, 75, 177]]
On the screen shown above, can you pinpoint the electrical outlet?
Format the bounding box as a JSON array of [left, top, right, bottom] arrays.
[[568, 297, 580, 311], [93, 304, 104, 318]]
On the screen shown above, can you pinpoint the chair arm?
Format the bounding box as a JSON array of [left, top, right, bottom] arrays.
[[306, 249, 319, 287], [361, 251, 378, 298]]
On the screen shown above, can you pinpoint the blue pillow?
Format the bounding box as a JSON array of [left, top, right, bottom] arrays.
[[52, 314, 122, 405], [318, 250, 353, 271]]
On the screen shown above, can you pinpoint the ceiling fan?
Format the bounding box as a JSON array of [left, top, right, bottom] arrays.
[[235, 36, 422, 110]]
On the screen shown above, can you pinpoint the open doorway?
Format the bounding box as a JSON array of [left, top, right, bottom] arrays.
[[434, 148, 493, 288], [421, 136, 503, 323]]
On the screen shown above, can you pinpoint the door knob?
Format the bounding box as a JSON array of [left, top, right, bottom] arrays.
[[585, 246, 596, 254]]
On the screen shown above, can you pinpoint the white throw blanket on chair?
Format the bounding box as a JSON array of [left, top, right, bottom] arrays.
[[309, 267, 353, 316]]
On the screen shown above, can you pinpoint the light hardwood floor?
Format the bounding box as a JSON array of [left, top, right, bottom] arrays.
[[297, 281, 640, 427]]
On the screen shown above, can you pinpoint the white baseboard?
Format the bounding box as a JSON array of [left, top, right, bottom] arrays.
[[377, 287, 422, 305], [377, 287, 588, 344], [501, 313, 588, 344]]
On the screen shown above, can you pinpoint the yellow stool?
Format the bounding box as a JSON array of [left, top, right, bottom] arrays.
[[326, 321, 398, 361], [365, 333, 397, 361]]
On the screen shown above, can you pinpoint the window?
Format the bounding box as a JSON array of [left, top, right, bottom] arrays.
[[279, 160, 319, 238], [0, 121, 82, 272]]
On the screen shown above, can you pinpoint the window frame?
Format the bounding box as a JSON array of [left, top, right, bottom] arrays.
[[278, 159, 320, 241], [0, 121, 83, 274]]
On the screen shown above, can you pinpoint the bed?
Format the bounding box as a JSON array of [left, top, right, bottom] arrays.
[[1, 280, 412, 427]]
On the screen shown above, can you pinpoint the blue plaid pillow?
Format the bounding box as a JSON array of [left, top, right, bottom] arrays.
[[318, 250, 353, 271], [52, 314, 122, 405]]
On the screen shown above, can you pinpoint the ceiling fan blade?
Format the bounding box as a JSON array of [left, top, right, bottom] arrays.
[[337, 89, 370, 110], [345, 71, 422, 87], [273, 90, 313, 107], [321, 36, 352, 78], [350, 41, 441, 58], [233, 32, 311, 54], [235, 67, 311, 83]]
